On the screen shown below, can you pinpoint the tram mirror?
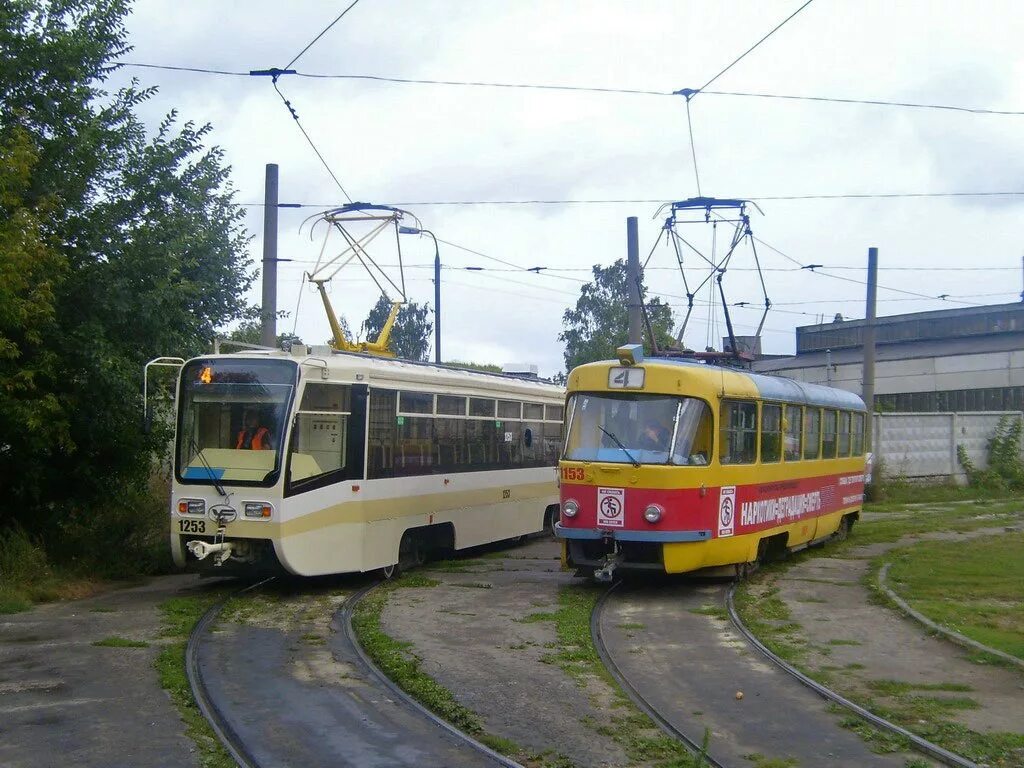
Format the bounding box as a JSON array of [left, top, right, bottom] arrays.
[[524, 428, 533, 448]]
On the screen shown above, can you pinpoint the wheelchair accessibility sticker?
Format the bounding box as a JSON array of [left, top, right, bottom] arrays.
[[718, 486, 736, 538], [597, 487, 625, 528]]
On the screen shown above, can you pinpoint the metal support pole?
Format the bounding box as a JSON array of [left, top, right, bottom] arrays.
[[431, 233, 441, 364], [260, 163, 279, 348], [863, 247, 878, 451], [626, 217, 642, 345]]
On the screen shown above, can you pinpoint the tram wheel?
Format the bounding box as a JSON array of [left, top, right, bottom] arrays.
[[833, 515, 852, 543], [398, 531, 426, 571]]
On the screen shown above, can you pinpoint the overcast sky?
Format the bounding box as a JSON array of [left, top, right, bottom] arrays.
[[110, 0, 1024, 376]]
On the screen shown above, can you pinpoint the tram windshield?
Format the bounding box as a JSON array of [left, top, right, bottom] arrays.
[[176, 358, 297, 486], [563, 393, 713, 466]]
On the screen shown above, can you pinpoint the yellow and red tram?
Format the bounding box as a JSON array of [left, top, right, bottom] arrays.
[[555, 346, 867, 579]]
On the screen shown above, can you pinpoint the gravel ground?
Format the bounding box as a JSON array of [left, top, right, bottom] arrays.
[[0, 575, 206, 768]]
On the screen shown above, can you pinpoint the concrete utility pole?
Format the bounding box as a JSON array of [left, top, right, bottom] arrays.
[[260, 163, 279, 348], [863, 246, 878, 451], [626, 216, 642, 345]]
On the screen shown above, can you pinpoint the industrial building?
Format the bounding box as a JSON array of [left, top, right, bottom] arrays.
[[752, 302, 1024, 412]]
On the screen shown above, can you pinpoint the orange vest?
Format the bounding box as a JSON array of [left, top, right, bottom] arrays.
[[237, 426, 270, 450]]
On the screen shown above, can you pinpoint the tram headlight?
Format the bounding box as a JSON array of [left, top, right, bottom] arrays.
[[643, 504, 663, 524], [244, 501, 273, 519], [562, 500, 579, 518]]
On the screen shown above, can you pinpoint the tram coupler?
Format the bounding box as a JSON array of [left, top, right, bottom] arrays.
[[187, 539, 234, 567], [594, 554, 621, 583]]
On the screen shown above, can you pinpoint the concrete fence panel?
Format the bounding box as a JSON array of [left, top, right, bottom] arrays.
[[873, 411, 1023, 482]]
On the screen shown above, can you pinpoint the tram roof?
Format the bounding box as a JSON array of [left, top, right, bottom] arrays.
[[647, 357, 866, 411], [206, 348, 564, 399]]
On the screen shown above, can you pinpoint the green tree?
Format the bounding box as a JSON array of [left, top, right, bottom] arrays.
[[362, 296, 432, 361], [558, 259, 674, 374], [446, 360, 502, 373], [0, 1, 251, 541], [227, 311, 305, 348]]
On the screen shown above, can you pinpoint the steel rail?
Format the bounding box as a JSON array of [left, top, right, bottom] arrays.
[[877, 562, 1024, 671], [590, 582, 724, 768], [341, 581, 526, 768], [724, 582, 979, 768], [186, 577, 276, 768]]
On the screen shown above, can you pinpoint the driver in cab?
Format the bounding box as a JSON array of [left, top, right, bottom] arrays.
[[236, 409, 273, 450]]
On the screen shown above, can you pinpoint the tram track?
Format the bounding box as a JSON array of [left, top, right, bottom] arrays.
[[187, 575, 522, 768], [185, 578, 272, 768], [724, 582, 979, 768], [591, 582, 725, 768]]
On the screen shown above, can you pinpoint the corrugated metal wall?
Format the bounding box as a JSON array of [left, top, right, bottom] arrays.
[[873, 411, 1023, 482]]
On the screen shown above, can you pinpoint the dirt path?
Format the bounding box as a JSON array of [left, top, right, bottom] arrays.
[[0, 575, 203, 768], [768, 526, 1024, 737], [381, 537, 640, 768]]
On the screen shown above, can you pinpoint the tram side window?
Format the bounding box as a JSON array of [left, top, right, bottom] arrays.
[[288, 383, 363, 490], [396, 416, 435, 475], [720, 401, 758, 465], [804, 408, 821, 460], [838, 411, 851, 456], [368, 389, 398, 479], [784, 405, 802, 461], [822, 409, 838, 459], [852, 413, 865, 456], [543, 421, 563, 465], [761, 404, 783, 463]]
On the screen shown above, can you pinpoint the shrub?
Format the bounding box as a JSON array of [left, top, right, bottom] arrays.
[[957, 416, 1024, 491]]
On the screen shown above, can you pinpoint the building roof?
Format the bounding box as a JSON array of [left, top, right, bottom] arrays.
[[755, 330, 1024, 373], [795, 302, 1024, 353]]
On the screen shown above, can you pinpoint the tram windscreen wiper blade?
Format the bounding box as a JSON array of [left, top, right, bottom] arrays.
[[598, 426, 641, 468], [190, 435, 228, 498]]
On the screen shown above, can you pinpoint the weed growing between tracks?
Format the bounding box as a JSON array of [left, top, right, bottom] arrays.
[[733, 500, 1024, 767], [155, 589, 235, 768], [534, 584, 709, 768], [351, 574, 576, 767]]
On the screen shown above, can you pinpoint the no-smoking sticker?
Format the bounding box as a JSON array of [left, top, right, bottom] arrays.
[[718, 486, 736, 538], [597, 487, 625, 528]]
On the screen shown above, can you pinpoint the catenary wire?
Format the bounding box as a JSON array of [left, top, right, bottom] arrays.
[[238, 191, 1024, 208], [272, 81, 353, 202], [119, 62, 1024, 116], [695, 0, 816, 94], [285, 0, 363, 69]]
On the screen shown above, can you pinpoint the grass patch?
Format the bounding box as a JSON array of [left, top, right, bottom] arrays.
[[827, 639, 862, 646], [92, 635, 149, 648], [735, 502, 1024, 766], [731, 584, 807, 664], [688, 605, 728, 619], [451, 581, 493, 589], [155, 588, 236, 768], [881, 533, 1024, 660], [742, 755, 798, 768], [425, 558, 488, 573], [832, 498, 1022, 555], [617, 621, 647, 630]]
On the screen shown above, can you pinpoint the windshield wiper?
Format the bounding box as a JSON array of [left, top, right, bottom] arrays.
[[598, 426, 641, 468], [189, 435, 228, 498]]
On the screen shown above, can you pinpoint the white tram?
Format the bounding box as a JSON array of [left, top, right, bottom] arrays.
[[170, 347, 565, 576]]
